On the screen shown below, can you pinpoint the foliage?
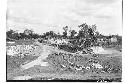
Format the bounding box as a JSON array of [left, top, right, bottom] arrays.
[[62, 26, 68, 38], [69, 30, 77, 38], [6, 29, 20, 40], [6, 23, 122, 47], [46, 52, 88, 72], [7, 29, 41, 40], [41, 31, 58, 39], [46, 52, 122, 75]]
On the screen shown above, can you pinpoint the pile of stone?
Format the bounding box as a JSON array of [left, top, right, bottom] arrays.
[[46, 50, 121, 74], [6, 44, 42, 57], [46, 52, 103, 73]]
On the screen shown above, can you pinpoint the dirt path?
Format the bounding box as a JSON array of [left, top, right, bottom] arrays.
[[21, 42, 81, 70], [21, 44, 51, 69], [21, 42, 122, 70]]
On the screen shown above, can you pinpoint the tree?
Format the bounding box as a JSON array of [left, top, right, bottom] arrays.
[[6, 29, 15, 38], [95, 31, 100, 37], [22, 29, 34, 39], [76, 23, 98, 47], [31, 33, 40, 39], [77, 23, 89, 38], [88, 24, 97, 44], [69, 30, 77, 38], [42, 31, 57, 39], [19, 33, 26, 39], [62, 26, 68, 38], [6, 29, 20, 40], [23, 29, 33, 35]]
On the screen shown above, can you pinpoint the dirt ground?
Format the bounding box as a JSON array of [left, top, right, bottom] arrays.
[[7, 42, 122, 81]]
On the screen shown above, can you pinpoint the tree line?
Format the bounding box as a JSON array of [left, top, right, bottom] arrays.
[[6, 23, 122, 47]]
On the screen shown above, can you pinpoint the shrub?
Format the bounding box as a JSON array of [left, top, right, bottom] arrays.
[[101, 57, 122, 74]]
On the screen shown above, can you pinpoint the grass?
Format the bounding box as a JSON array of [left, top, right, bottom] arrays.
[[7, 52, 122, 81], [6, 40, 122, 81], [7, 55, 39, 73], [6, 39, 35, 46], [8, 66, 121, 81]]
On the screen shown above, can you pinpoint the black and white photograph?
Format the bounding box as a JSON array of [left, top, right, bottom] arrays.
[[6, 0, 122, 82]]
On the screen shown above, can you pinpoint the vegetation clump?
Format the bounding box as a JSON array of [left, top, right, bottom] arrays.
[[6, 23, 122, 81]]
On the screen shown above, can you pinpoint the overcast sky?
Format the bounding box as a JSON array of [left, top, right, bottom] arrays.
[[7, 0, 122, 35]]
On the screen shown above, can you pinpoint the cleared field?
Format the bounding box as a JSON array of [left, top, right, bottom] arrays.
[[6, 41, 122, 82]]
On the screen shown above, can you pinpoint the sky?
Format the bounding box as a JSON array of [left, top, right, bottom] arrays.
[[7, 0, 122, 35]]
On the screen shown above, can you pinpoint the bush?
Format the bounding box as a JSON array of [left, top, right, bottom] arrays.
[[58, 45, 82, 53], [101, 57, 122, 74], [46, 52, 90, 72]]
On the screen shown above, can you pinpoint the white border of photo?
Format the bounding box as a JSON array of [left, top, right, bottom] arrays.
[[0, 0, 124, 83]]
